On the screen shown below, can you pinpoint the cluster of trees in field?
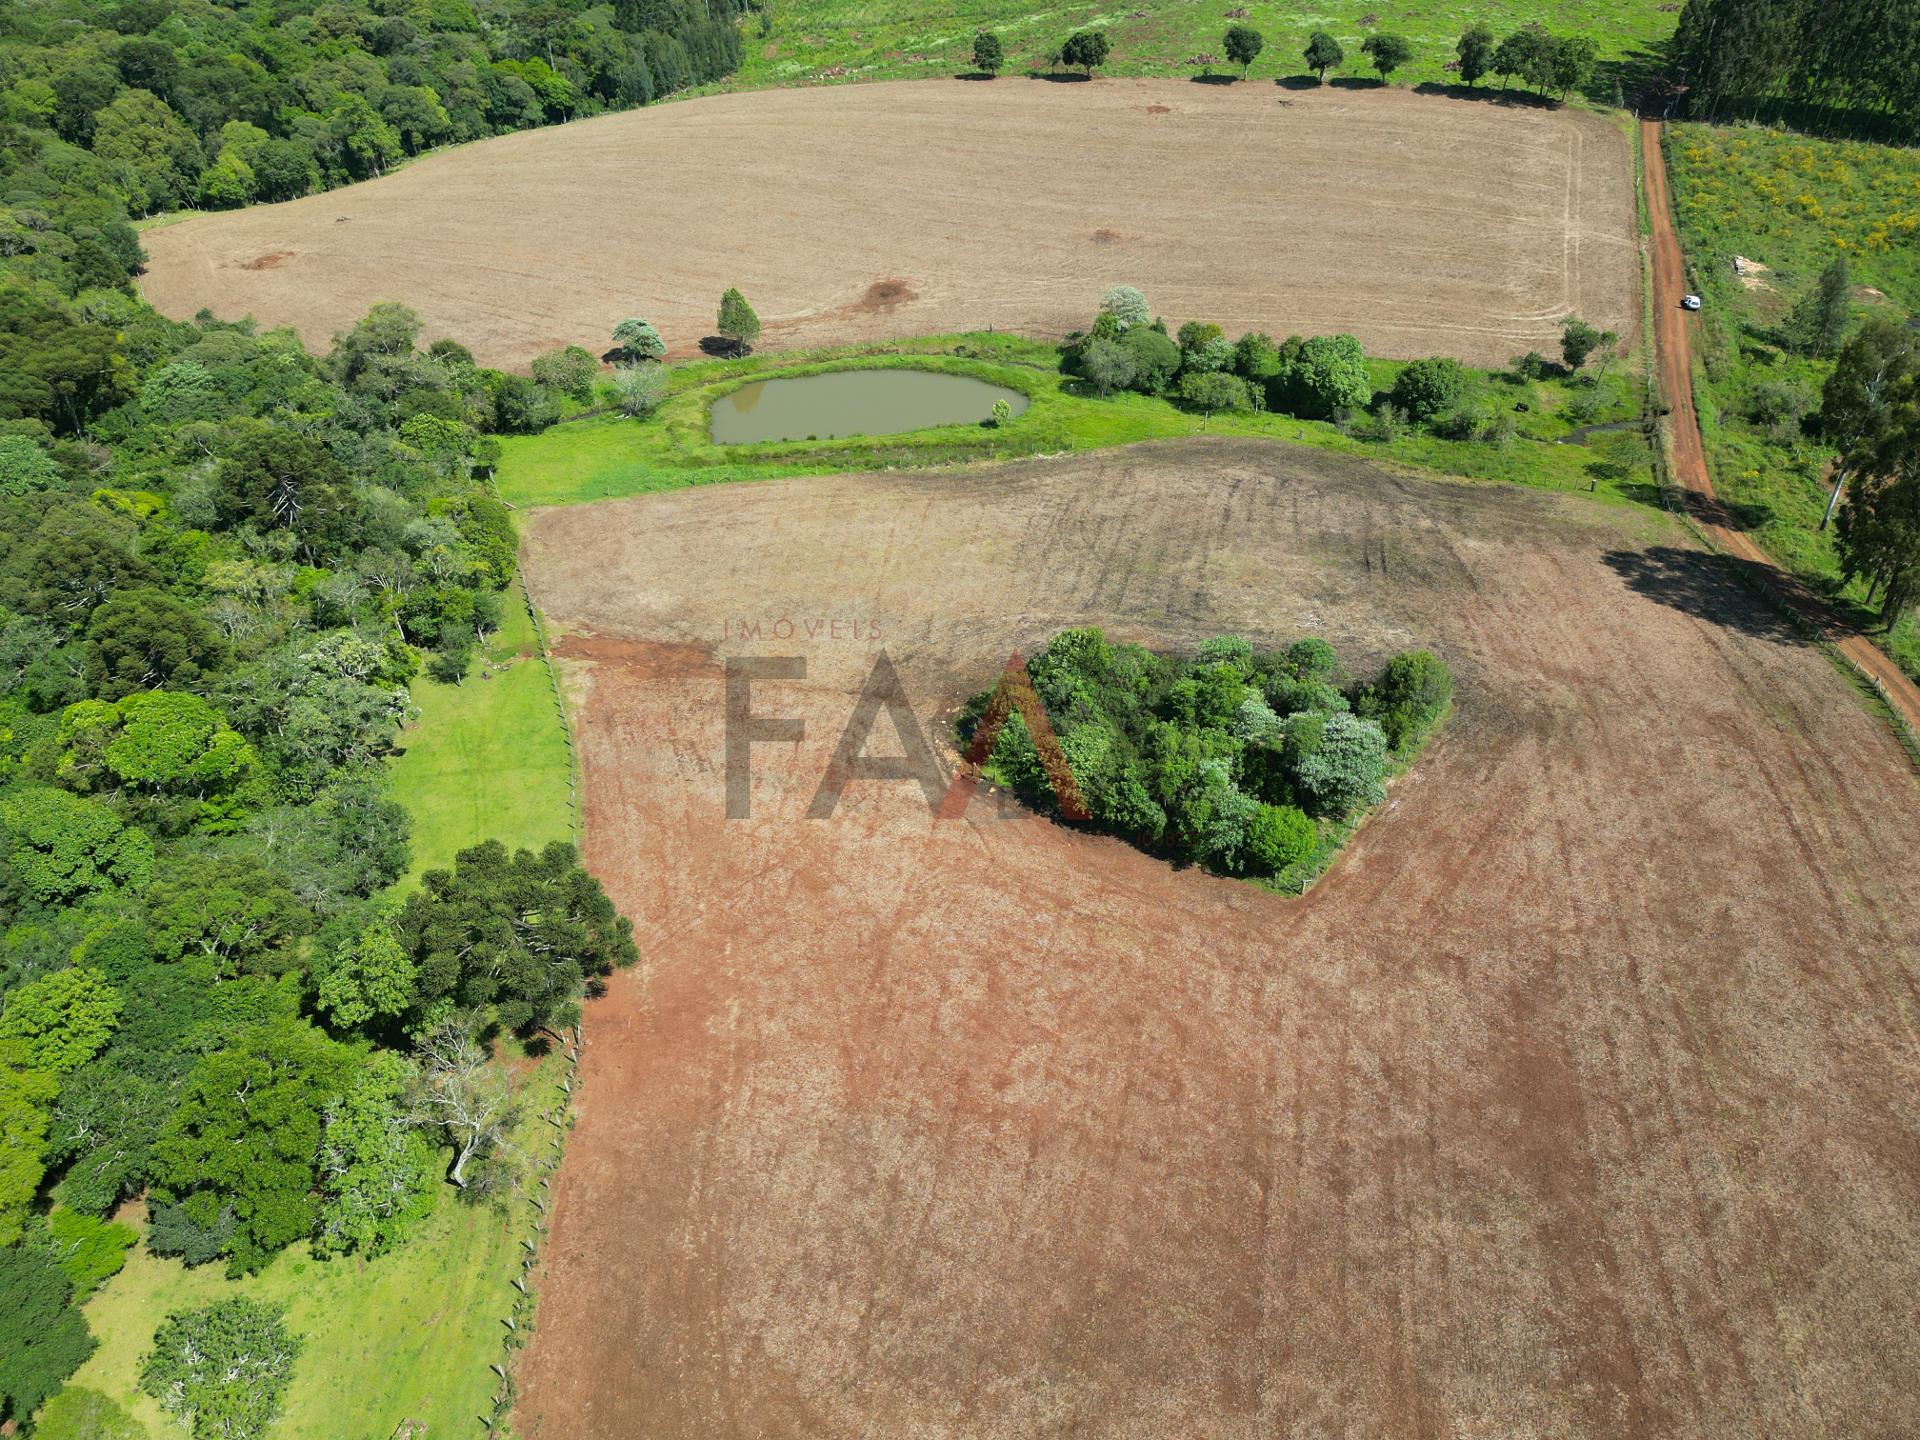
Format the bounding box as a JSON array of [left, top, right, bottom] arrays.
[[961, 628, 1451, 881], [0, 118, 639, 1432], [968, 21, 1597, 99], [0, 0, 745, 217], [1672, 0, 1920, 137], [1062, 287, 1618, 442]]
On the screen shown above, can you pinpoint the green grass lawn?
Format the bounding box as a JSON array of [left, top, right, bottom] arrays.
[[500, 333, 1655, 513], [65, 569, 577, 1438], [386, 589, 578, 880], [1664, 124, 1920, 679], [726, 0, 1675, 101]]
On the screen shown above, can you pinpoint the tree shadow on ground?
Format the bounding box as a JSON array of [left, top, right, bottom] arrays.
[[1412, 80, 1558, 109], [1603, 546, 1809, 645], [1025, 70, 1091, 82], [699, 336, 748, 357], [1700, 496, 1778, 533], [1190, 73, 1238, 85], [953, 71, 999, 81], [1275, 74, 1323, 90], [1329, 76, 1384, 89]]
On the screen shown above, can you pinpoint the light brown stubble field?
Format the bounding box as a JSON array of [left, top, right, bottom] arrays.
[[515, 439, 1920, 1440], [139, 81, 1636, 369]]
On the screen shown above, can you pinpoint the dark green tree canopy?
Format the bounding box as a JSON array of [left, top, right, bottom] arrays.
[[1304, 31, 1344, 81], [1061, 29, 1110, 76], [397, 839, 638, 1038]]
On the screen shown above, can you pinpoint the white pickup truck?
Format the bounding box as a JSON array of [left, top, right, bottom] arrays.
[[1682, 294, 1703, 311]]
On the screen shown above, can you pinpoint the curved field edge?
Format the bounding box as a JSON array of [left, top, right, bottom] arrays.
[[511, 439, 1920, 1438], [496, 335, 1656, 511], [69, 589, 578, 1438]]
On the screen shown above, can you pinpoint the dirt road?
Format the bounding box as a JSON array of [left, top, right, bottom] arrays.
[[1640, 117, 1920, 740]]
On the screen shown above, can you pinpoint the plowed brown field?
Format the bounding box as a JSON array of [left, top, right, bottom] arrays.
[[139, 81, 1636, 369], [516, 440, 1920, 1439]]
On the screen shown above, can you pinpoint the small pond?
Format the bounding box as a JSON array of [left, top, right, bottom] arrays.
[[710, 368, 1030, 444]]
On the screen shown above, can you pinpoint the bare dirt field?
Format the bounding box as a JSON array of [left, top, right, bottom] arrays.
[[139, 81, 1636, 369], [516, 439, 1920, 1439]]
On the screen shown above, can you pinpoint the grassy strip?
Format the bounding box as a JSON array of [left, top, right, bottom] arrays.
[[1663, 123, 1920, 681], [499, 333, 1655, 511], [386, 590, 576, 880]]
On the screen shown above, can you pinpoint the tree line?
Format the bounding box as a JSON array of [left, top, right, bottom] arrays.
[[1061, 285, 1617, 443], [0, 81, 643, 1430], [0, 0, 745, 216], [967, 20, 1598, 99], [1671, 0, 1920, 138]]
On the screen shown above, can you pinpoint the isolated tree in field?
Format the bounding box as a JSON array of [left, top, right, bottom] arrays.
[[1303, 30, 1343, 81], [140, 1298, 298, 1440], [1456, 25, 1496, 85], [1788, 256, 1853, 357], [1224, 24, 1265, 78], [971, 31, 1003, 75], [716, 287, 760, 355], [1817, 319, 1918, 528], [1360, 33, 1411, 83], [612, 316, 665, 362], [1099, 284, 1150, 331], [990, 398, 1012, 427], [1560, 316, 1616, 372], [1062, 29, 1110, 76]]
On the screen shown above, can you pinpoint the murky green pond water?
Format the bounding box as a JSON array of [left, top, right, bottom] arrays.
[[710, 369, 1030, 444]]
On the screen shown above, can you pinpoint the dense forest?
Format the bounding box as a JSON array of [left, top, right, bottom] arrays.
[[1671, 0, 1920, 137], [0, 0, 743, 215], [0, 1, 705, 1430]]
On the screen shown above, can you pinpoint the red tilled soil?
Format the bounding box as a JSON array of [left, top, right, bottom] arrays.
[[138, 81, 1636, 369], [516, 440, 1920, 1439]]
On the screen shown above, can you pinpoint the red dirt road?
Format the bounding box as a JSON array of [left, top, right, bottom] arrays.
[[516, 441, 1920, 1439], [1640, 117, 1920, 739]]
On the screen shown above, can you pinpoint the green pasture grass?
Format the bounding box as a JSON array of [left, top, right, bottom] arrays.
[[727, 0, 1675, 102], [386, 590, 577, 880], [498, 333, 1654, 513], [68, 1051, 565, 1440], [1664, 124, 1920, 679]]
